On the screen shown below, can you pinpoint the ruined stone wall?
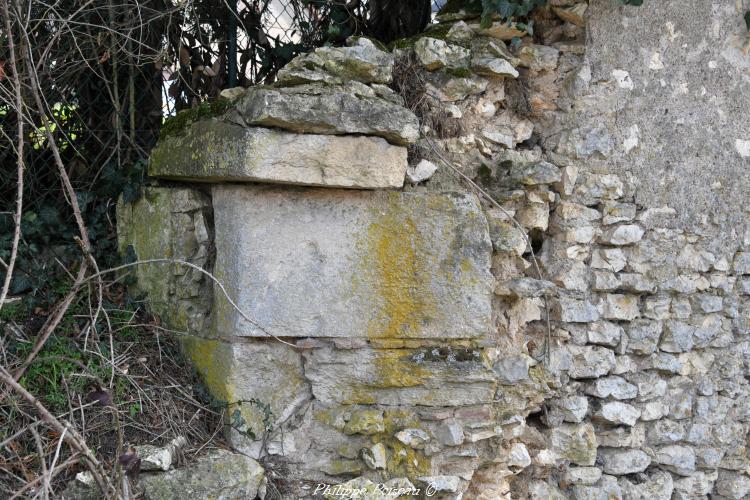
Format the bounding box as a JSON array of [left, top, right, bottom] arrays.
[[118, 1, 750, 498]]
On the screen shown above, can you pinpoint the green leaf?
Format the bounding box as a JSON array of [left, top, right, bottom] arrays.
[[497, 0, 516, 19], [745, 11, 750, 31], [231, 408, 246, 428]]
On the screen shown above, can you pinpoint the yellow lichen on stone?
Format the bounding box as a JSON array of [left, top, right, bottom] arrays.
[[365, 198, 433, 340], [384, 441, 432, 478], [323, 459, 363, 476], [351, 195, 442, 398], [180, 337, 231, 400], [373, 350, 430, 388], [343, 409, 386, 435], [180, 339, 267, 440]]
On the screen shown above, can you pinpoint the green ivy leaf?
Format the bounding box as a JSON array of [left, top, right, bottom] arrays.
[[497, 0, 516, 19]]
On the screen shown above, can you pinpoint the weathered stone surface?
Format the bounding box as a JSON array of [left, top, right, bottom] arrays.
[[488, 219, 527, 256], [406, 159, 438, 184], [510, 161, 562, 186], [716, 470, 750, 499], [417, 476, 460, 494], [602, 202, 637, 225], [673, 473, 716, 498], [734, 252, 750, 275], [517, 44, 560, 72], [471, 37, 520, 66], [150, 121, 407, 189], [343, 409, 385, 435], [234, 83, 419, 145], [585, 376, 638, 400], [446, 21, 474, 44], [428, 74, 489, 102], [138, 450, 264, 500], [493, 355, 531, 384], [587, 321, 623, 347], [414, 38, 470, 70], [647, 419, 686, 445], [594, 402, 641, 426], [660, 321, 695, 353], [473, 21, 528, 41], [116, 187, 212, 334], [529, 480, 568, 499], [598, 448, 651, 475], [471, 56, 519, 78], [653, 445, 696, 476], [550, 423, 598, 466], [555, 202, 602, 228], [277, 37, 393, 86], [434, 420, 464, 446], [362, 443, 387, 470], [599, 224, 644, 245], [552, 297, 600, 323], [303, 346, 496, 406], [590, 248, 627, 272], [566, 345, 615, 379], [395, 428, 430, 449], [564, 467, 602, 486], [599, 294, 639, 321], [548, 395, 589, 424], [136, 437, 186, 472], [322, 476, 418, 499], [181, 338, 307, 444], [212, 186, 492, 340], [618, 470, 673, 500], [494, 278, 556, 299], [597, 424, 646, 449]]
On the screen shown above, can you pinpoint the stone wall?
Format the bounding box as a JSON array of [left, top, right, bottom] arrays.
[[118, 2, 750, 498]]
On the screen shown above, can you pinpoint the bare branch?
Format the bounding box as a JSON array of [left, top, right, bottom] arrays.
[[0, 365, 113, 496], [0, 0, 26, 314]]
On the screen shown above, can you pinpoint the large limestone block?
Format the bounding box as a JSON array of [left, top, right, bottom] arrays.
[[303, 345, 496, 406], [180, 337, 308, 442], [211, 186, 493, 341], [234, 83, 420, 145], [138, 449, 264, 500], [116, 187, 212, 333], [149, 120, 407, 189]]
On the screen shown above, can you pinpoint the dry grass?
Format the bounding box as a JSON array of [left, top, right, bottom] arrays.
[[0, 281, 227, 499]]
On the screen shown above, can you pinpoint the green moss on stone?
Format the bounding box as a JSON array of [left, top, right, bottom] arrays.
[[324, 459, 363, 476], [445, 67, 474, 78], [388, 23, 454, 51], [159, 98, 231, 139]]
